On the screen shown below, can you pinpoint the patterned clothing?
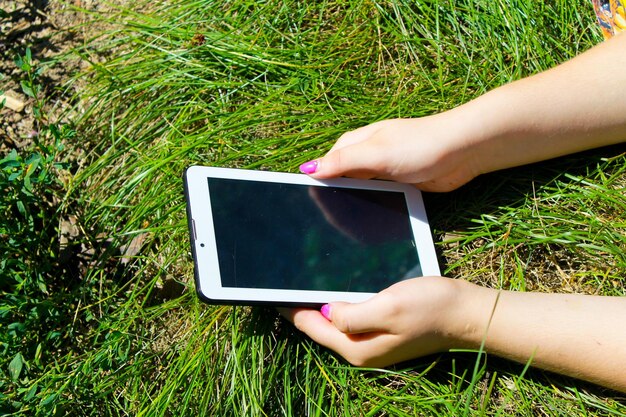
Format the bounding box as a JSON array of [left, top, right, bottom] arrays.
[[592, 0, 626, 38]]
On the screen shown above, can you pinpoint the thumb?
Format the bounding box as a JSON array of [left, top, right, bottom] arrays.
[[303, 141, 386, 180], [324, 298, 390, 334]]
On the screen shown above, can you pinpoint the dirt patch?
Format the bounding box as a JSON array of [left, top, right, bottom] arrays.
[[1, 0, 136, 283], [0, 0, 121, 151]]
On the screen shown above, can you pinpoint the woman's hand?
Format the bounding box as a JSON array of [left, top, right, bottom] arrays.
[[300, 34, 626, 192], [299, 114, 485, 192], [281, 278, 626, 392], [280, 277, 492, 367]]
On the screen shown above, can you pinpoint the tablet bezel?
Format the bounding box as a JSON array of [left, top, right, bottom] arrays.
[[184, 166, 440, 306]]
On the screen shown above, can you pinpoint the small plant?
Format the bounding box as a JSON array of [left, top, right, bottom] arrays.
[[14, 48, 46, 120], [1, 48, 68, 293], [0, 47, 73, 415]]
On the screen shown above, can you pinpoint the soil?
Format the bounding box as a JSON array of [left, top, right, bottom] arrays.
[[1, 1, 136, 279], [0, 0, 118, 151]]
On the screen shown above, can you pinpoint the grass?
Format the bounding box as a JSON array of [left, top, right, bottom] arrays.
[[2, 0, 626, 415]]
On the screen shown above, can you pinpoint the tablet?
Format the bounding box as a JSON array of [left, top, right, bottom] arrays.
[[184, 166, 440, 307]]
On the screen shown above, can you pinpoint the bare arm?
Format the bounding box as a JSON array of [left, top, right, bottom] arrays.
[[301, 33, 626, 191], [282, 278, 626, 392], [286, 33, 626, 392], [455, 283, 626, 392], [466, 31, 626, 176]]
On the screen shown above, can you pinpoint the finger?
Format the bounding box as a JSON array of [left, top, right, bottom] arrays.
[[280, 307, 356, 348], [327, 295, 396, 334], [276, 307, 304, 322], [281, 308, 400, 366], [312, 140, 387, 179], [300, 121, 395, 178]]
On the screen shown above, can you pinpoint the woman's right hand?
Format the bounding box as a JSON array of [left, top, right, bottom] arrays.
[[280, 276, 489, 368]]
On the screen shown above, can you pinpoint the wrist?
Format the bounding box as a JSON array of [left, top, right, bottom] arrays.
[[443, 279, 500, 351], [445, 88, 518, 177], [433, 100, 499, 181]]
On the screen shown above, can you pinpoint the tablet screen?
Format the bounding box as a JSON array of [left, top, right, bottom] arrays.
[[207, 178, 422, 293]]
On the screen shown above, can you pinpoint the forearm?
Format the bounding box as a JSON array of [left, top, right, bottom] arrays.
[[459, 33, 626, 175], [453, 283, 626, 392]]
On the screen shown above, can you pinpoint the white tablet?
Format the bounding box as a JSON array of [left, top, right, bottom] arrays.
[[184, 166, 440, 306]]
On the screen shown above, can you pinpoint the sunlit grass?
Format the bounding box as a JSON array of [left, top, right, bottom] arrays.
[[8, 0, 625, 415]]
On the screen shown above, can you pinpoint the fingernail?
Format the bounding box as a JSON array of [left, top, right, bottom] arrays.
[[320, 304, 331, 320], [299, 160, 318, 174]]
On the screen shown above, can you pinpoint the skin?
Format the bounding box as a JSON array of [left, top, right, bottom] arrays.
[[282, 32, 626, 392]]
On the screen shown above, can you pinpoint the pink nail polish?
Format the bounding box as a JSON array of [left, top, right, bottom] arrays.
[[299, 160, 318, 174], [320, 304, 331, 320]]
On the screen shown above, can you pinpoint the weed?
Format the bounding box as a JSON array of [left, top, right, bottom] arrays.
[[0, 48, 76, 415]]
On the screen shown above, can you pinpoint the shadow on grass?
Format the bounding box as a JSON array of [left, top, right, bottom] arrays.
[[425, 142, 626, 272]]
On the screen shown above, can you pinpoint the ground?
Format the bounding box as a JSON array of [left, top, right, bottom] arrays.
[[1, 0, 131, 283], [0, 0, 114, 150]]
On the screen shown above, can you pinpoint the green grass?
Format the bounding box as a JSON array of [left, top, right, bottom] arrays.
[[2, 0, 626, 415]]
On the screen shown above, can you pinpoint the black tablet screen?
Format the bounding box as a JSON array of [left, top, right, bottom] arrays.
[[207, 178, 422, 293]]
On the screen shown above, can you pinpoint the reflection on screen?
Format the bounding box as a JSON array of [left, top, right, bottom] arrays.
[[207, 178, 422, 293]]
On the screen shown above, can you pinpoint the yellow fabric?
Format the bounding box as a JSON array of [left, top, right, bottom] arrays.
[[592, 0, 626, 39]]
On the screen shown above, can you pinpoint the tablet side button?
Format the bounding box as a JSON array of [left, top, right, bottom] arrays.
[[191, 219, 198, 241]]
